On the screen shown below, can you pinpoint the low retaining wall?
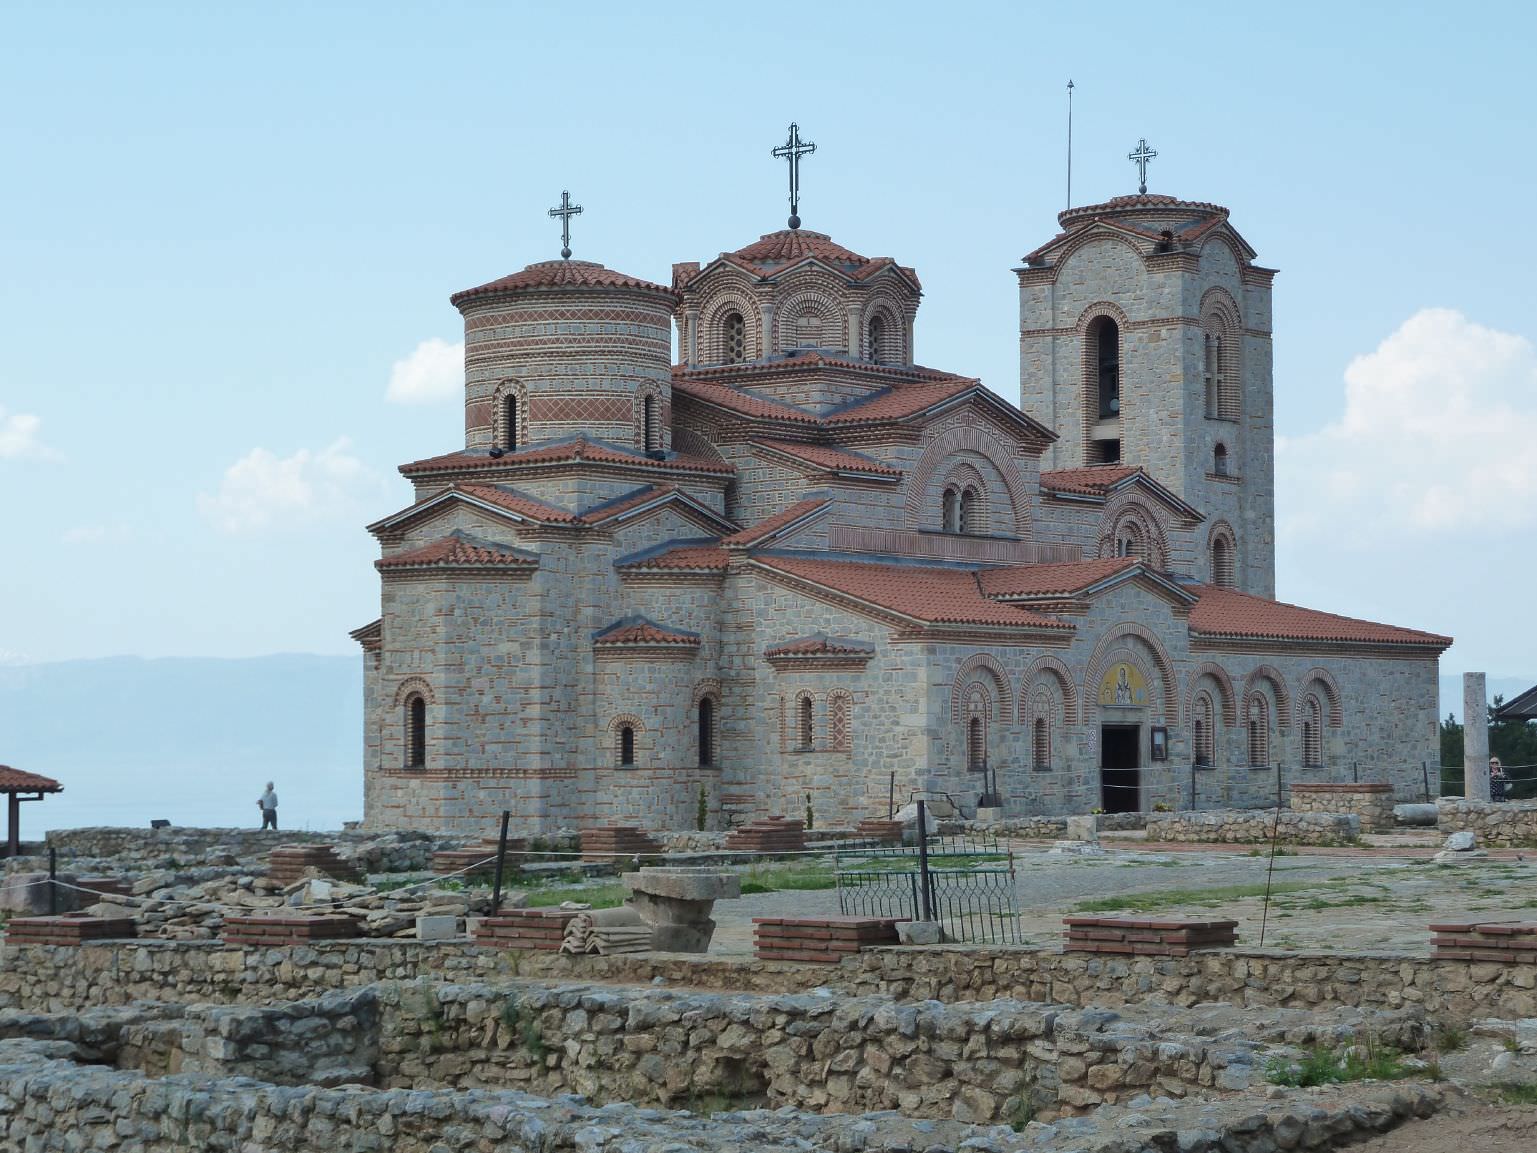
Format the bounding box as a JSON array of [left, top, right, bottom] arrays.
[[26, 826, 448, 873], [1437, 798, 1537, 845], [4, 935, 1534, 1023], [1289, 783, 1396, 832], [1145, 809, 1359, 844]]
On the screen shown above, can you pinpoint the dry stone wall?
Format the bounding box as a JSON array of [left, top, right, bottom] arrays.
[[1145, 810, 1359, 844], [26, 826, 448, 874], [1437, 798, 1537, 845]]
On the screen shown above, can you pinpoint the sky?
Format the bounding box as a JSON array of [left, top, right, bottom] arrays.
[[1, 1, 1534, 683]]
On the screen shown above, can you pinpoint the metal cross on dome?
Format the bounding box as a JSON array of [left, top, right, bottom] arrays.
[[771, 122, 816, 230], [1128, 138, 1157, 195], [548, 190, 583, 260]]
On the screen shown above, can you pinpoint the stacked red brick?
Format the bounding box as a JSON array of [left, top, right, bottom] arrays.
[[223, 915, 361, 947], [266, 845, 363, 886], [75, 877, 132, 903], [472, 909, 581, 950], [430, 839, 524, 878], [754, 916, 904, 962], [580, 826, 662, 862], [1430, 920, 1537, 962], [726, 817, 808, 854], [5, 915, 136, 945], [855, 819, 904, 845], [1063, 916, 1238, 956]]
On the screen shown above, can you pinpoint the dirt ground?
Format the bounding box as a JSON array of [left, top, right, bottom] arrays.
[[1353, 1095, 1537, 1151]]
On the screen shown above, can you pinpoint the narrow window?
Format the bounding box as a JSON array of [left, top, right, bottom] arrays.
[[1195, 694, 1215, 766], [829, 692, 851, 752], [698, 697, 715, 767], [1303, 697, 1323, 768], [942, 487, 960, 533], [1247, 697, 1269, 767], [867, 316, 884, 363], [1212, 535, 1235, 588], [959, 486, 980, 534], [503, 395, 520, 450], [798, 694, 815, 750], [405, 694, 426, 769], [1213, 443, 1229, 476], [724, 312, 745, 363], [1116, 521, 1144, 560], [1096, 318, 1120, 419], [619, 724, 636, 767], [1204, 333, 1219, 418], [968, 715, 986, 772], [795, 312, 821, 348], [642, 394, 660, 453], [1032, 716, 1050, 769]]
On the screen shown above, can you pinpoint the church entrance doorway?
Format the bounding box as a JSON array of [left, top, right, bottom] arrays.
[[1100, 725, 1141, 813]]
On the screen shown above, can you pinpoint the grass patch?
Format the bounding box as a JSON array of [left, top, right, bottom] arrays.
[[1492, 1082, 1537, 1105], [1265, 1043, 1411, 1088], [1073, 880, 1318, 914], [522, 882, 627, 909], [1432, 1025, 1467, 1053]]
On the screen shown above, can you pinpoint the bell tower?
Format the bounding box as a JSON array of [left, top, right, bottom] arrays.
[[1016, 192, 1277, 598]]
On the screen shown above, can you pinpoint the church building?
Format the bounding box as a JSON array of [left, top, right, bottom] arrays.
[[353, 141, 1450, 836]]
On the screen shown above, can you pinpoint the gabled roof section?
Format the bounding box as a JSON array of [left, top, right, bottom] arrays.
[[349, 618, 383, 651], [826, 379, 1056, 444], [0, 766, 62, 794], [400, 436, 735, 478], [721, 497, 832, 549], [1188, 586, 1452, 650], [615, 542, 730, 574], [367, 483, 580, 536], [753, 440, 902, 480], [1039, 465, 1202, 522], [763, 635, 877, 661], [679, 230, 920, 292], [592, 615, 701, 650], [753, 555, 1071, 632], [978, 557, 1196, 606], [376, 531, 539, 573], [578, 484, 737, 534], [451, 260, 676, 308], [1494, 685, 1537, 721]]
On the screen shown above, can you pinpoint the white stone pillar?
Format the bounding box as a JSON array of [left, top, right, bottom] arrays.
[[684, 308, 699, 366], [1464, 672, 1490, 802], [759, 302, 775, 358]]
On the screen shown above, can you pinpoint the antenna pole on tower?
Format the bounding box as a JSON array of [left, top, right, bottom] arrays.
[[1066, 79, 1074, 209]]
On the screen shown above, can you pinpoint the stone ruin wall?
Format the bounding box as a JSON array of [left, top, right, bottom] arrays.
[[1437, 798, 1537, 845], [1144, 810, 1360, 844], [1288, 784, 1396, 832], [4, 937, 1535, 1025]]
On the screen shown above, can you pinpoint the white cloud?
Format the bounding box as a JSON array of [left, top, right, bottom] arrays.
[[197, 438, 382, 533], [0, 405, 57, 460], [1278, 308, 1537, 542], [385, 338, 464, 404]]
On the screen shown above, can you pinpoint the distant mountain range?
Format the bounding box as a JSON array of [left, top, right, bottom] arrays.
[[0, 657, 1527, 837], [0, 655, 361, 834]]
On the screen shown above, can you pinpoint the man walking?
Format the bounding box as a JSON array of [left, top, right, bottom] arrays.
[[257, 782, 279, 830]]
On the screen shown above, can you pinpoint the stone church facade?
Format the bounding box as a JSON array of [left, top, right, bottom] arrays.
[[353, 193, 1450, 836]]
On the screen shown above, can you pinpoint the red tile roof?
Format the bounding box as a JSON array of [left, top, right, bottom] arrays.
[[376, 534, 538, 571], [616, 545, 730, 573], [0, 766, 62, 793], [824, 377, 979, 424], [671, 376, 818, 423], [721, 497, 831, 547], [754, 440, 902, 478], [1188, 586, 1452, 649], [698, 230, 920, 289], [450, 260, 675, 307], [592, 619, 701, 648], [679, 353, 965, 386], [579, 485, 672, 523], [754, 556, 1071, 630], [977, 557, 1139, 598], [456, 484, 583, 524], [400, 438, 735, 477], [1038, 465, 1139, 496]]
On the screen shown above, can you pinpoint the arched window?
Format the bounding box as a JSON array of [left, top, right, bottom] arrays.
[[1212, 534, 1235, 588], [1247, 696, 1270, 767], [502, 394, 520, 450], [1032, 716, 1050, 770], [1204, 333, 1222, 419], [798, 694, 815, 750], [795, 312, 822, 348], [405, 694, 426, 770], [618, 724, 636, 767], [1213, 443, 1229, 476], [642, 394, 661, 454], [942, 487, 960, 533], [1096, 318, 1120, 419], [829, 691, 851, 752], [1194, 693, 1215, 766], [968, 715, 986, 772], [724, 312, 745, 364], [867, 316, 884, 363], [1302, 696, 1323, 768], [958, 486, 980, 534], [698, 697, 716, 767], [1116, 521, 1144, 559]]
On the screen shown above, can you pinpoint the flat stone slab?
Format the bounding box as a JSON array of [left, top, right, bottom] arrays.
[[624, 868, 740, 901]]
